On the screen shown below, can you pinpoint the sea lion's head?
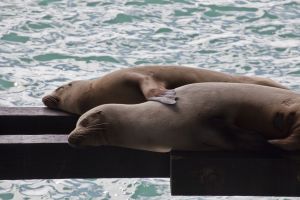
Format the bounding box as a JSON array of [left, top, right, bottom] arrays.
[[68, 107, 108, 147], [42, 80, 91, 114]]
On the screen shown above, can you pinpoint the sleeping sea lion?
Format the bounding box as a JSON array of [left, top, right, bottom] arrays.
[[43, 65, 287, 115], [68, 83, 299, 152]]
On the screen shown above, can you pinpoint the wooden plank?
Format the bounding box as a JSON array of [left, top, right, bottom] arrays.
[[0, 135, 67, 143], [0, 107, 78, 134], [0, 108, 169, 180], [171, 151, 300, 196], [2, 106, 300, 197], [0, 107, 71, 116], [0, 142, 169, 180]]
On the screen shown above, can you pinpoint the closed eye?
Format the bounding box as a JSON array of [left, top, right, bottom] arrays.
[[79, 118, 89, 127], [55, 86, 64, 91]]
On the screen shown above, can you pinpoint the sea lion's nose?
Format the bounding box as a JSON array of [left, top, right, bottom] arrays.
[[42, 95, 60, 108], [68, 134, 81, 147]]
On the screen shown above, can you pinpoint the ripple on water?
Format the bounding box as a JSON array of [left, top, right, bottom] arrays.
[[1, 33, 30, 43], [38, 0, 61, 6], [23, 21, 54, 31], [33, 53, 120, 63], [0, 77, 15, 90], [280, 32, 300, 39], [0, 193, 14, 200], [131, 180, 164, 199], [126, 0, 172, 6], [246, 24, 285, 35], [0, 0, 300, 199], [155, 27, 173, 33], [236, 10, 278, 23], [104, 13, 136, 24]]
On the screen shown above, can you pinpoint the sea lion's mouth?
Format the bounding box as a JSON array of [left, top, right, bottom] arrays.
[[68, 131, 84, 147], [42, 95, 60, 108]]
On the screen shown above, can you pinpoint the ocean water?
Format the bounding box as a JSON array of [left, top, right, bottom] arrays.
[[0, 0, 300, 199]]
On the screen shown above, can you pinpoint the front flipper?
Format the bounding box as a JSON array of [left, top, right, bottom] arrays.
[[124, 72, 177, 104]]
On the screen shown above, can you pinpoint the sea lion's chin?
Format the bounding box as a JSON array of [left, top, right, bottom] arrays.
[[67, 131, 82, 148], [42, 95, 60, 108], [68, 129, 103, 147]]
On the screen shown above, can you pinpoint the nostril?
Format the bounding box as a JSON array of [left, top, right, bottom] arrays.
[[68, 134, 82, 148], [42, 96, 48, 104], [42, 95, 60, 108]]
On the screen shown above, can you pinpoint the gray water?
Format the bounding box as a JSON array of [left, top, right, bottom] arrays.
[[0, 0, 300, 199]]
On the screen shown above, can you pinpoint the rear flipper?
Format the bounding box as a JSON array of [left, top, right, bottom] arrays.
[[232, 129, 282, 153], [209, 118, 281, 152], [268, 133, 300, 151]]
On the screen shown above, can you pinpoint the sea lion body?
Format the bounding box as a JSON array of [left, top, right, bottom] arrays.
[[43, 65, 287, 114], [68, 83, 300, 152]]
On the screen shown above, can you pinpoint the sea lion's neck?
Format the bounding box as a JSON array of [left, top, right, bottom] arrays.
[[102, 104, 132, 143], [76, 80, 98, 114], [103, 104, 159, 150]]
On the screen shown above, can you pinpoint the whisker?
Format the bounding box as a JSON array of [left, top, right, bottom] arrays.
[[87, 124, 102, 128], [87, 122, 110, 128], [86, 127, 106, 131], [86, 126, 106, 130]]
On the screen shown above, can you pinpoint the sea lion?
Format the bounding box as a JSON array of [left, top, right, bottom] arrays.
[[68, 83, 299, 152], [42, 66, 287, 115]]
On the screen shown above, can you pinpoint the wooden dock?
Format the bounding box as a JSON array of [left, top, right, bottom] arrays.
[[0, 107, 300, 196]]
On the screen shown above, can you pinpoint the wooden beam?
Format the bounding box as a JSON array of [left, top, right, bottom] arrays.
[[171, 151, 300, 196], [0, 107, 169, 180], [0, 107, 78, 134], [0, 142, 169, 180], [1, 107, 300, 197], [0, 135, 67, 143]]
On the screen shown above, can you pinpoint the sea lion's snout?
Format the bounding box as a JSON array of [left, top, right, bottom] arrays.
[[42, 95, 60, 108], [68, 131, 83, 148]]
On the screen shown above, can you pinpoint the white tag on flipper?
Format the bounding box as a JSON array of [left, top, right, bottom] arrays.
[[148, 89, 177, 104], [148, 96, 176, 104]]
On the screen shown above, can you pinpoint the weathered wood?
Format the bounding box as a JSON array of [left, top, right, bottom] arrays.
[[171, 151, 300, 196], [0, 107, 78, 134], [0, 107, 169, 180], [0, 142, 169, 180], [1, 107, 300, 197], [0, 135, 67, 143], [0, 107, 70, 116]]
